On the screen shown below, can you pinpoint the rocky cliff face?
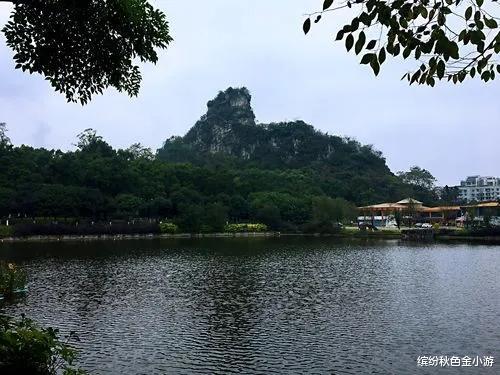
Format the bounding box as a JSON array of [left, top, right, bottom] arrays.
[[181, 87, 260, 157], [158, 87, 390, 172]]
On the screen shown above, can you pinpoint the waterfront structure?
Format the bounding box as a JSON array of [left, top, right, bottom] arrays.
[[457, 201, 500, 227], [458, 176, 500, 203], [358, 198, 429, 227], [357, 203, 406, 227], [358, 199, 500, 227]]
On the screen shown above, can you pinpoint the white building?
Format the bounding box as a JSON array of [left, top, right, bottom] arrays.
[[458, 176, 500, 203]]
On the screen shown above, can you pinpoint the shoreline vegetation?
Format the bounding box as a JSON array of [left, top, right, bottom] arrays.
[[1, 89, 498, 246], [1, 228, 499, 243], [0, 89, 456, 248], [0, 262, 84, 374]]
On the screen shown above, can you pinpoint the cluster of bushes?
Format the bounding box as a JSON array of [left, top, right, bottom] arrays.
[[224, 223, 268, 233], [0, 315, 85, 374], [0, 262, 26, 298], [159, 222, 179, 234], [460, 226, 500, 237], [12, 222, 161, 237], [436, 226, 500, 238], [0, 262, 84, 373], [0, 126, 445, 237], [0, 225, 13, 239], [7, 221, 276, 236]]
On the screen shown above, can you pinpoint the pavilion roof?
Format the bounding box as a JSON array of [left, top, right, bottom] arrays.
[[464, 201, 500, 208], [421, 206, 461, 213], [358, 203, 406, 211], [396, 198, 423, 205]]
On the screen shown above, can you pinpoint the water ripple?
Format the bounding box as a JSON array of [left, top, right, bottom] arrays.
[[0, 238, 499, 374]]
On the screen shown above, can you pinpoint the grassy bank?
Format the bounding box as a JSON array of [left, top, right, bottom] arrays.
[[0, 227, 402, 242], [2, 225, 500, 243]]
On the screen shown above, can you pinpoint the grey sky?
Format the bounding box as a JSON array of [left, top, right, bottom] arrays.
[[0, 0, 498, 186]]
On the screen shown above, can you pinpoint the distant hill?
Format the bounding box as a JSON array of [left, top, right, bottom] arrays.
[[157, 87, 406, 204], [0, 87, 439, 234]]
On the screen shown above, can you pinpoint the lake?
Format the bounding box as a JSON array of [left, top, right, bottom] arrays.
[[0, 238, 499, 374]]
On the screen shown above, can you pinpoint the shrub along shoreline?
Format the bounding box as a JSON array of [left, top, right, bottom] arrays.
[[1, 223, 500, 243]]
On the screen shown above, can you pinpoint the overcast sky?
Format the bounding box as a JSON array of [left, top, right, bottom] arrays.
[[0, 0, 498, 186]]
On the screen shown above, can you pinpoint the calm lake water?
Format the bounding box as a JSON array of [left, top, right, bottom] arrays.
[[0, 238, 499, 374]]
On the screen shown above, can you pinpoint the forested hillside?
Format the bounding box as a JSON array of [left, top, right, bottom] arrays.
[[0, 88, 440, 233], [158, 87, 437, 205]]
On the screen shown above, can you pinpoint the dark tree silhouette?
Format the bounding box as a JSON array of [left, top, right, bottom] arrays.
[[1, 0, 172, 104], [304, 0, 500, 85]]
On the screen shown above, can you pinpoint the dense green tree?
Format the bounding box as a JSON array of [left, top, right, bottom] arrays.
[[0, 127, 440, 231], [139, 197, 172, 218], [304, 0, 500, 85], [394, 210, 402, 229], [2, 0, 172, 104], [0, 87, 444, 233], [312, 196, 357, 224], [176, 204, 204, 233], [439, 185, 461, 204], [75, 129, 115, 156], [253, 204, 282, 230], [113, 194, 144, 219], [250, 192, 310, 224], [0, 123, 10, 146], [204, 203, 229, 232], [121, 143, 155, 161], [397, 166, 437, 190], [0, 187, 15, 217], [228, 194, 250, 221]]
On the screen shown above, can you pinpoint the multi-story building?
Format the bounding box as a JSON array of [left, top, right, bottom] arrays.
[[458, 176, 500, 203]]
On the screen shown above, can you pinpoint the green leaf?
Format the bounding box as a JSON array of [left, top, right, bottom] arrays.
[[410, 70, 421, 84], [438, 13, 445, 26], [393, 44, 401, 56], [474, 11, 481, 24], [449, 41, 460, 59], [355, 31, 366, 55], [485, 18, 498, 29], [359, 12, 371, 26], [346, 33, 354, 51], [323, 0, 334, 10], [378, 48, 386, 64], [415, 47, 422, 60], [458, 29, 466, 42], [360, 53, 374, 65], [437, 60, 445, 79], [303, 18, 311, 35], [370, 59, 380, 76], [366, 40, 377, 50], [402, 47, 411, 59], [476, 0, 484, 7], [350, 17, 359, 31], [420, 7, 428, 18], [465, 7, 472, 21], [335, 30, 344, 41]]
